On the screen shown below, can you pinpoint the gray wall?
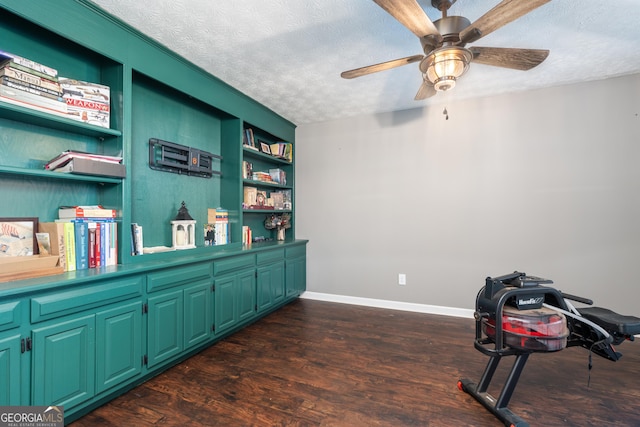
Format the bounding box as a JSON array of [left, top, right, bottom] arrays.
[[295, 73, 640, 315]]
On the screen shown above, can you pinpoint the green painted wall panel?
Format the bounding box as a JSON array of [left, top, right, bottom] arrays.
[[0, 0, 297, 259], [0, 0, 296, 140], [131, 74, 224, 248]]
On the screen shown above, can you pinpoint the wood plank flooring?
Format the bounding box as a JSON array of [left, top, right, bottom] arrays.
[[70, 299, 640, 426]]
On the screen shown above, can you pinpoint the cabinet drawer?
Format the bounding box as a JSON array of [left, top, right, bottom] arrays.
[[213, 255, 255, 276], [147, 262, 213, 293], [0, 300, 22, 332], [256, 249, 285, 265], [285, 245, 306, 259], [31, 276, 144, 323]]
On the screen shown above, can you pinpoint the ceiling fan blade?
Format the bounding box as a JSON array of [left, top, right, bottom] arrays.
[[415, 82, 436, 100], [470, 47, 549, 70], [459, 0, 551, 44], [373, 0, 440, 38], [341, 55, 423, 79]]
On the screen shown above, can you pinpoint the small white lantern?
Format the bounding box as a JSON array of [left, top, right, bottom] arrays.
[[171, 201, 196, 250]]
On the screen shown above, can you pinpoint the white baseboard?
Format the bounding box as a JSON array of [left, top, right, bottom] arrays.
[[300, 292, 640, 339], [300, 291, 475, 319]]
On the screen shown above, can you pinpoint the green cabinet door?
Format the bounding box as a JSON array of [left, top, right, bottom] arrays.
[[32, 314, 95, 409], [256, 261, 285, 313], [214, 268, 256, 335], [214, 274, 237, 334], [96, 301, 142, 394], [0, 332, 22, 405], [237, 268, 257, 323], [256, 266, 273, 312], [286, 256, 306, 298], [184, 282, 212, 350], [147, 290, 183, 368], [271, 261, 285, 304]]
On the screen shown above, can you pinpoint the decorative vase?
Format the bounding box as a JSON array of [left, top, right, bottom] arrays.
[[277, 227, 285, 241]]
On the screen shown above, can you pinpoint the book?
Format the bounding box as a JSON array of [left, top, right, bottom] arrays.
[[63, 222, 76, 272], [88, 222, 97, 268], [131, 223, 143, 255], [0, 83, 67, 114], [0, 50, 58, 79], [268, 142, 293, 162], [101, 220, 108, 266], [245, 128, 256, 148], [0, 66, 61, 92], [282, 142, 293, 162], [107, 221, 118, 265], [53, 157, 126, 178], [242, 161, 253, 179], [0, 79, 65, 106], [95, 221, 102, 267], [59, 77, 110, 128], [1, 75, 63, 99], [38, 222, 67, 271], [242, 226, 252, 246], [207, 208, 217, 224], [59, 77, 109, 103], [58, 205, 117, 219], [74, 221, 89, 270], [46, 150, 122, 171]]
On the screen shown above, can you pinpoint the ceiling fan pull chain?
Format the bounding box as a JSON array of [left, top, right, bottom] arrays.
[[443, 107, 449, 120]]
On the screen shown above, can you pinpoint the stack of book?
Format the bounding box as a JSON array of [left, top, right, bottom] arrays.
[[243, 128, 259, 151], [59, 77, 110, 128], [242, 225, 252, 246], [252, 171, 276, 183], [39, 205, 119, 272], [0, 50, 67, 116], [45, 150, 125, 178], [269, 142, 293, 162]]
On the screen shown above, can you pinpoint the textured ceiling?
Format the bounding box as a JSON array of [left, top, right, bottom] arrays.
[[89, 0, 640, 125]]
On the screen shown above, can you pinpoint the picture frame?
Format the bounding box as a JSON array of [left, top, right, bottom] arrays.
[[0, 217, 39, 256], [259, 140, 271, 154]]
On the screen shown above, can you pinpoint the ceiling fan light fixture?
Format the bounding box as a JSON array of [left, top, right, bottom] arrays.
[[421, 46, 472, 92]]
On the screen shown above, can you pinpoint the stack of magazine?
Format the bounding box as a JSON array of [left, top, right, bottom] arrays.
[[45, 150, 125, 178]]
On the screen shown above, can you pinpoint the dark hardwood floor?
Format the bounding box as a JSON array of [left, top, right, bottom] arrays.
[[70, 299, 640, 426]]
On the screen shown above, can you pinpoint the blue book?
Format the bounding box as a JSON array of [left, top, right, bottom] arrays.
[[74, 221, 89, 270], [100, 220, 106, 267]]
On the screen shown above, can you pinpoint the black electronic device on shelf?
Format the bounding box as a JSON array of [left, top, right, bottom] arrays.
[[149, 138, 221, 178], [458, 271, 640, 427]]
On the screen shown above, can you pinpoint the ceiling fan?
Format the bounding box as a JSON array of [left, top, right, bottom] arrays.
[[341, 0, 551, 100]]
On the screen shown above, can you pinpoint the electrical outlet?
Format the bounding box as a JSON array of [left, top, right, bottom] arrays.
[[398, 273, 406, 285]]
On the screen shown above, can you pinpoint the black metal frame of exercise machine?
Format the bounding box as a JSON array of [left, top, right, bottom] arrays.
[[458, 271, 640, 427]]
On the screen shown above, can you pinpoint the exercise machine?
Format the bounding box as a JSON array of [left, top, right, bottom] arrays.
[[457, 271, 640, 427]]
